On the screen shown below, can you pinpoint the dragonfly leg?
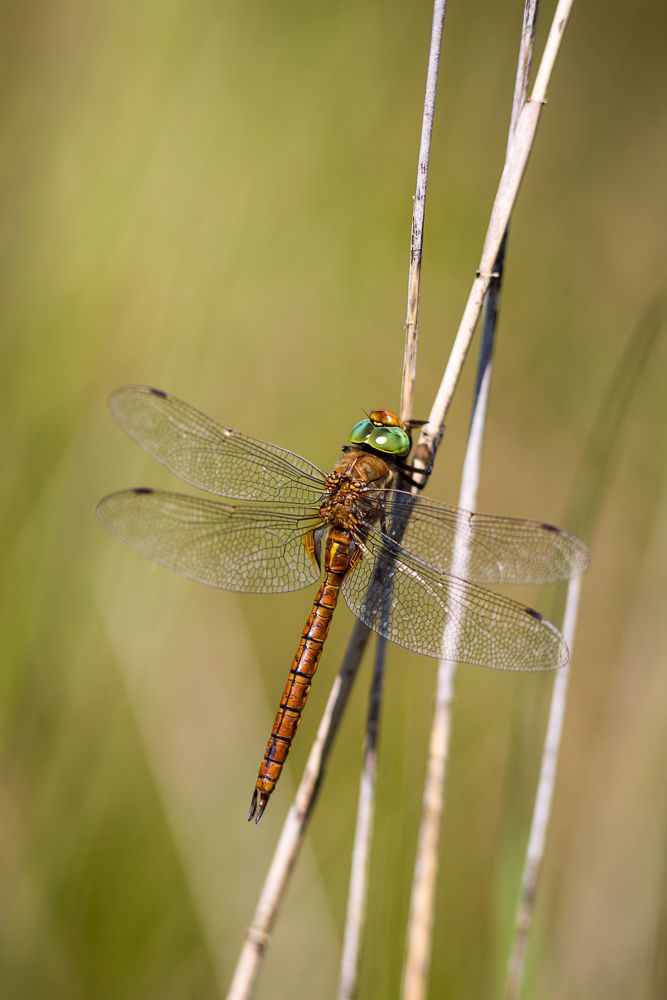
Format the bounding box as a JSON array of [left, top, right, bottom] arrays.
[[397, 463, 432, 490]]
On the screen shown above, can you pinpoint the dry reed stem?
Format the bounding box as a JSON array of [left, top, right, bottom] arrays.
[[417, 0, 576, 461], [400, 0, 448, 425], [337, 634, 390, 1000], [503, 576, 583, 1000], [339, 3, 448, 996], [401, 3, 540, 996]]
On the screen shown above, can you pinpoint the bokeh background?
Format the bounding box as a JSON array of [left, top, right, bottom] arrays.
[[1, 1, 666, 997]]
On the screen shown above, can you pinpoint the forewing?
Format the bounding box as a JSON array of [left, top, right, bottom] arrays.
[[371, 489, 589, 584], [96, 489, 322, 593], [108, 386, 326, 501], [342, 528, 568, 670]]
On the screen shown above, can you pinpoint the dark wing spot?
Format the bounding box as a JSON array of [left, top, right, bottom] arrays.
[[541, 521, 560, 533], [149, 387, 168, 398], [525, 606, 544, 621], [133, 487, 154, 495]]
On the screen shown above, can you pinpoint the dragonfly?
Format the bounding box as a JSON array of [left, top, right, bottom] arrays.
[[96, 386, 589, 821]]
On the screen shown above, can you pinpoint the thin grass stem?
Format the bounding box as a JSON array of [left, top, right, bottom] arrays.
[[337, 634, 389, 1000], [400, 0, 448, 425], [503, 576, 582, 1000]]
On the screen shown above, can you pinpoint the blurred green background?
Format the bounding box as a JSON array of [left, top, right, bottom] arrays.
[[1, 1, 666, 997]]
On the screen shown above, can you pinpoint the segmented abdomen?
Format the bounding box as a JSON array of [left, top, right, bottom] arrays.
[[248, 529, 353, 822]]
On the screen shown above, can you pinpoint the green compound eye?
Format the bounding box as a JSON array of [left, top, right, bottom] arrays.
[[349, 419, 373, 444], [368, 426, 410, 456]]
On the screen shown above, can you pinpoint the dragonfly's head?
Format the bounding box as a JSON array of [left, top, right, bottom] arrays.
[[349, 409, 411, 457]]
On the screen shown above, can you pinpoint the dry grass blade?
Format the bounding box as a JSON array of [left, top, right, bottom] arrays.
[[504, 576, 582, 1000]]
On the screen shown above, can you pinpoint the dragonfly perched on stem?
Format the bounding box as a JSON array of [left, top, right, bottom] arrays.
[[96, 387, 589, 822]]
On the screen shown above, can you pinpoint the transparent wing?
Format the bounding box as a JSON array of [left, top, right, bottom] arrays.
[[367, 489, 589, 584], [342, 527, 568, 670], [96, 489, 322, 593], [108, 386, 327, 502]]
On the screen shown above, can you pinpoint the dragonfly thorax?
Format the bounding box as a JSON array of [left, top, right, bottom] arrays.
[[320, 449, 396, 535]]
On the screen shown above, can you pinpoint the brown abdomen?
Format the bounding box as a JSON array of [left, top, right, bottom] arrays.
[[248, 529, 353, 822]]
